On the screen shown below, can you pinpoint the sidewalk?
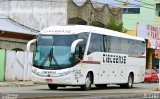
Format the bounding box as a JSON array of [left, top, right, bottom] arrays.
[[0, 81, 35, 87]]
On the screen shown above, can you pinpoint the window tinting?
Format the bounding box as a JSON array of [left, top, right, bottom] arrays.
[[88, 33, 145, 56], [110, 36, 122, 53], [104, 35, 145, 56], [123, 8, 140, 14], [78, 32, 89, 52], [88, 33, 103, 54], [156, 4, 160, 17]]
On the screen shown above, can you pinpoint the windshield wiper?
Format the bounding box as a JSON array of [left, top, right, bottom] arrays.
[[40, 47, 59, 67], [50, 47, 59, 66], [40, 52, 50, 66]]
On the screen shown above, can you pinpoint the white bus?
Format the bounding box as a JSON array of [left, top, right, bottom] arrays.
[[27, 25, 146, 90]]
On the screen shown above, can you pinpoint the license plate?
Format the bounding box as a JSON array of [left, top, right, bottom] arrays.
[[45, 79, 52, 83]]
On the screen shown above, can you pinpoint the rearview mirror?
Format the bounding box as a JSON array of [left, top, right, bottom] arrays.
[[71, 39, 83, 53], [26, 39, 36, 52]]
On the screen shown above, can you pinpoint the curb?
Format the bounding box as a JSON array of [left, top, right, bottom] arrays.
[[73, 93, 144, 99], [0, 82, 36, 87], [73, 92, 160, 99], [16, 93, 145, 99], [0, 84, 35, 87]]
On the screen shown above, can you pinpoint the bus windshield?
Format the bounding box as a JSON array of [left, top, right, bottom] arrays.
[[33, 33, 88, 70]]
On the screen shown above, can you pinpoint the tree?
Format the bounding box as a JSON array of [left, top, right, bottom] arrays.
[[105, 17, 127, 33], [90, 18, 127, 33]]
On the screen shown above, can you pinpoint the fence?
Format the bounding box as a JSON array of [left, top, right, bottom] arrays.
[[4, 50, 33, 81]]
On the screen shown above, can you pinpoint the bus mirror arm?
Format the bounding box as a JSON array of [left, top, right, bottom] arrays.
[[26, 39, 36, 52], [71, 39, 83, 53]]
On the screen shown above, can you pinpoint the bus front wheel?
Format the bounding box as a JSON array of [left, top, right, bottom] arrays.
[[80, 73, 92, 90], [48, 84, 58, 90]]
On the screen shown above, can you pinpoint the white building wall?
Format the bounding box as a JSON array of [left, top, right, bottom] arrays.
[[0, 0, 67, 31]]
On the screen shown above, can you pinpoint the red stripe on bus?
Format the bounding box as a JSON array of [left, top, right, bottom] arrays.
[[82, 60, 101, 64], [128, 55, 146, 58]]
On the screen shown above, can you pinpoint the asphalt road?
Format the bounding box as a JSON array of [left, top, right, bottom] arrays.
[[0, 83, 160, 99]]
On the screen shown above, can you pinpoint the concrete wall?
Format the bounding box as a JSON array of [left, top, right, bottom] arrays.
[[68, 0, 122, 25], [0, 0, 67, 31]]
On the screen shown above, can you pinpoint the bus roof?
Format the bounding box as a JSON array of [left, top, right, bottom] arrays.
[[40, 25, 145, 41]]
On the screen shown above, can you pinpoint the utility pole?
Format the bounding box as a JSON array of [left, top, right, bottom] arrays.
[[88, 12, 94, 25]]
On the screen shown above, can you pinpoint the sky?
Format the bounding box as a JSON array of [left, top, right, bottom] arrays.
[[98, 0, 139, 4], [72, 0, 140, 8]]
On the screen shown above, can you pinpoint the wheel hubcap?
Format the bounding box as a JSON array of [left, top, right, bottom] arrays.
[[86, 77, 91, 88], [129, 77, 132, 87]]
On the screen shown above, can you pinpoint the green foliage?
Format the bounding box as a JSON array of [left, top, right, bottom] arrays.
[[90, 18, 127, 33], [105, 18, 127, 33]]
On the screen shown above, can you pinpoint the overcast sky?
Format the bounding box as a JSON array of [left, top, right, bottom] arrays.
[[98, 0, 138, 4]]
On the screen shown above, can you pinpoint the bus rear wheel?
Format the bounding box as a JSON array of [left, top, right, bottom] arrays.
[[120, 74, 133, 89], [48, 84, 58, 90], [80, 73, 92, 90], [156, 77, 159, 83]]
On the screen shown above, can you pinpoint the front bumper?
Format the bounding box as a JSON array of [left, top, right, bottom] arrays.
[[32, 73, 82, 85]]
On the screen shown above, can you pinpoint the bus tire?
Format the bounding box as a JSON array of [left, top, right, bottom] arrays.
[[120, 74, 133, 89], [48, 84, 58, 90], [156, 77, 159, 83], [80, 73, 92, 90]]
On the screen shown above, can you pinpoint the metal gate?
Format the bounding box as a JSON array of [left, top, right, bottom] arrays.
[[5, 50, 32, 81]]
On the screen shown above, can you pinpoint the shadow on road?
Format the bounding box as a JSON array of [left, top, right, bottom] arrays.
[[36, 85, 142, 92]]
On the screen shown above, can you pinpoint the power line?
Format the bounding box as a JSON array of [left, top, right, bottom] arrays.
[[132, 0, 156, 7], [88, 0, 159, 13], [0, 0, 159, 13], [1, 0, 160, 29], [0, 0, 156, 9], [113, 0, 156, 10], [93, 0, 160, 12], [123, 17, 160, 23]]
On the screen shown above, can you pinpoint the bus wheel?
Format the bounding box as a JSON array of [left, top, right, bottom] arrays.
[[120, 74, 133, 89], [81, 73, 92, 90], [127, 74, 133, 88], [95, 84, 107, 88], [48, 84, 58, 90], [156, 78, 159, 83]]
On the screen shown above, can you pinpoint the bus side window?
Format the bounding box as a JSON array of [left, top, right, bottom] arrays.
[[79, 46, 83, 60], [78, 32, 88, 57], [103, 35, 111, 53], [73, 46, 80, 63], [88, 33, 103, 54]]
